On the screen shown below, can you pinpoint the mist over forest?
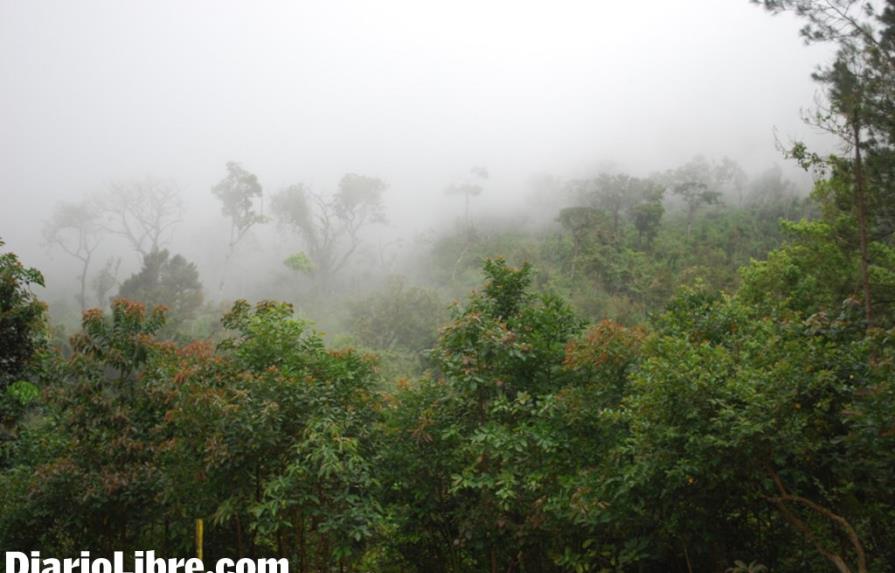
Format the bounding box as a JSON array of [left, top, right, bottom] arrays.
[[2, 1, 895, 572], [1, 0, 829, 323]]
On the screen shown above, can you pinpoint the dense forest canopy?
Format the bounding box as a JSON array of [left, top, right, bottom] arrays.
[[2, 1, 895, 572]]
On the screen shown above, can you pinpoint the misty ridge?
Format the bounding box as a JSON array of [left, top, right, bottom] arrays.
[[3, 1, 895, 572], [35, 153, 809, 342]]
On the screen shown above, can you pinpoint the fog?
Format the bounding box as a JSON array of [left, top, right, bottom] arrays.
[[1, 0, 835, 327]]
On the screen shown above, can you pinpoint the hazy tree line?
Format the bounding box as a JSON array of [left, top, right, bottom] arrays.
[[39, 153, 806, 346], [3, 1, 895, 571]]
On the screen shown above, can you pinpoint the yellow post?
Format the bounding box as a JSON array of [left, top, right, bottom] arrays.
[[195, 518, 205, 562]]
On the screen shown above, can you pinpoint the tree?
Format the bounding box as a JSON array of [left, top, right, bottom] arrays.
[[564, 173, 667, 249], [664, 158, 732, 239], [117, 249, 203, 334], [91, 256, 121, 309], [445, 166, 488, 233], [271, 174, 386, 286], [820, 47, 877, 326], [570, 173, 636, 240], [616, 285, 895, 572], [1, 296, 385, 564], [629, 201, 665, 248], [170, 300, 383, 568], [738, 220, 855, 316], [99, 177, 182, 260], [753, 0, 895, 327], [628, 182, 666, 248], [673, 180, 721, 239], [0, 239, 44, 467], [0, 238, 45, 392], [212, 162, 266, 256], [383, 259, 585, 572], [44, 199, 103, 310], [0, 300, 173, 554], [717, 156, 749, 205], [557, 206, 610, 278]]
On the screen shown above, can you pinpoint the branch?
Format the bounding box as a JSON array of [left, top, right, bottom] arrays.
[[765, 468, 867, 573]]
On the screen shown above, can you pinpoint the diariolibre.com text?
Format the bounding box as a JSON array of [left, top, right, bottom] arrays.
[[5, 552, 289, 573]]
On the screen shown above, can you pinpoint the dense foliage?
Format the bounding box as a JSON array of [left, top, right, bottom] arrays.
[[0, 238, 46, 456], [117, 248, 203, 335], [3, 240, 894, 571], [6, 2, 895, 572]]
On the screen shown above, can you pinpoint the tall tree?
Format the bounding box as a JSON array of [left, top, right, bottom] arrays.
[[673, 181, 720, 240], [272, 174, 386, 286], [44, 200, 103, 311], [571, 173, 635, 240], [99, 177, 182, 260], [664, 157, 736, 239], [629, 200, 665, 248], [212, 162, 266, 257], [557, 206, 610, 278], [754, 0, 895, 326], [445, 166, 488, 234], [91, 256, 121, 310]]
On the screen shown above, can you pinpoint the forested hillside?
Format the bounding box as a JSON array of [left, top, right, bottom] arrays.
[[2, 1, 895, 572]]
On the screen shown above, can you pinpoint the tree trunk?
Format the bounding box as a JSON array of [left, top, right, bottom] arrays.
[[236, 514, 245, 557], [79, 253, 91, 311], [686, 205, 694, 241], [852, 121, 873, 327]]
